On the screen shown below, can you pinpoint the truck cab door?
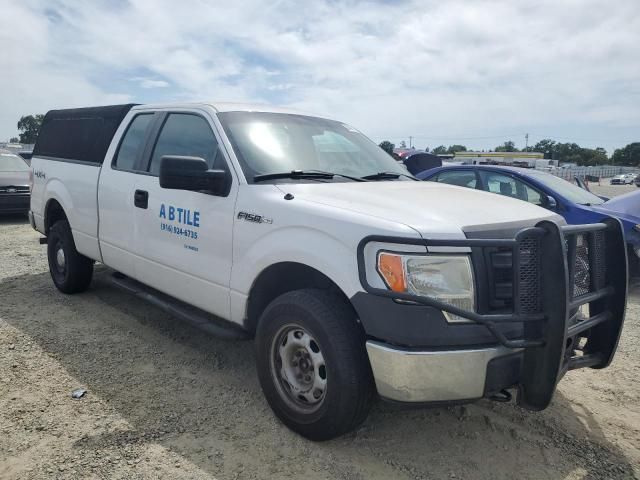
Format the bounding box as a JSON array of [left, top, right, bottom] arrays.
[[131, 111, 237, 320], [98, 112, 156, 278]]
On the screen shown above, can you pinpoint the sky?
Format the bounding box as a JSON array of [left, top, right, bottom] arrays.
[[1, 0, 639, 154]]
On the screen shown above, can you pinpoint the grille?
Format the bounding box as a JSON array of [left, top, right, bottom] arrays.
[[0, 186, 29, 193], [488, 248, 514, 311], [567, 231, 606, 299], [573, 234, 591, 297], [518, 237, 541, 313], [592, 231, 606, 291], [486, 235, 541, 314]]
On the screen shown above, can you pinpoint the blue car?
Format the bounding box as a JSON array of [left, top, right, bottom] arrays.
[[418, 165, 640, 276]]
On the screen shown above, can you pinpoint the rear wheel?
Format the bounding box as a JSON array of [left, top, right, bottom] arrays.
[[47, 220, 94, 293], [255, 289, 374, 441]]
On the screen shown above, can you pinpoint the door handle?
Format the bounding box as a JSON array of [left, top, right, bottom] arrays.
[[134, 189, 149, 209]]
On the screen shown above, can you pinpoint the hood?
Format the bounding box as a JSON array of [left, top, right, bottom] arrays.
[[596, 190, 640, 216], [0, 170, 29, 187], [281, 181, 560, 238], [591, 190, 640, 225]]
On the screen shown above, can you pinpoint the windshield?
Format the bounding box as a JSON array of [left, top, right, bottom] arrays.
[[529, 171, 605, 205], [217, 112, 409, 183], [0, 154, 28, 172]]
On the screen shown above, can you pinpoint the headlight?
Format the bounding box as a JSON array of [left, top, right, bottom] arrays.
[[634, 224, 640, 233], [377, 253, 475, 323]]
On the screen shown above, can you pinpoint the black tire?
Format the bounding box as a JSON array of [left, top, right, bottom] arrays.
[[629, 246, 640, 279], [47, 220, 94, 294], [255, 288, 374, 441]]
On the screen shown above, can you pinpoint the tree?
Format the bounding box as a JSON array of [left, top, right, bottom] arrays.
[[378, 140, 395, 156], [527, 139, 608, 165], [9, 137, 19, 143], [431, 145, 447, 154], [579, 147, 608, 166], [399, 140, 407, 148], [531, 139, 556, 157], [17, 114, 44, 144], [494, 141, 518, 152], [612, 142, 640, 166], [446, 144, 467, 154]]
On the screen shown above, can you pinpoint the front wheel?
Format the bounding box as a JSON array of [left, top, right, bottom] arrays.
[[47, 220, 94, 294], [255, 289, 374, 441]]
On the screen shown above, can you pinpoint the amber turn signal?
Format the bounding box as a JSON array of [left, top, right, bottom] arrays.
[[377, 253, 407, 292]]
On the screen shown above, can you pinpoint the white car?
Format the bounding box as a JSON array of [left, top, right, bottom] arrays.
[[610, 174, 635, 185], [28, 102, 627, 440]]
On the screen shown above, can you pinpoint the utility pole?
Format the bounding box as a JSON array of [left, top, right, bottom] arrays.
[[409, 136, 413, 148], [525, 133, 529, 150]]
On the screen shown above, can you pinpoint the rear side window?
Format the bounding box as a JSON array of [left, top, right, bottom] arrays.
[[479, 171, 544, 206], [435, 170, 477, 189], [113, 114, 153, 170], [148, 114, 221, 175]]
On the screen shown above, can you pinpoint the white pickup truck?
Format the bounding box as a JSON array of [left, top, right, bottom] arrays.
[[29, 103, 627, 440]]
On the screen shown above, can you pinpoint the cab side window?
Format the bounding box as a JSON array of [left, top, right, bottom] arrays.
[[113, 114, 153, 170], [148, 114, 224, 175], [479, 171, 544, 206], [434, 170, 477, 189]]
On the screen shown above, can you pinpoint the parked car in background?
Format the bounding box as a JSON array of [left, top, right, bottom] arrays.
[[636, 175, 640, 188], [592, 190, 640, 275], [393, 147, 422, 159], [0, 153, 30, 215], [610, 174, 634, 185], [418, 165, 640, 276]]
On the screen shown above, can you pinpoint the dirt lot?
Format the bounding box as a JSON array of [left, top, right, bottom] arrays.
[[1, 182, 639, 479]]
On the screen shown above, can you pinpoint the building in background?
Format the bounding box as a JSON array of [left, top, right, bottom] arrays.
[[453, 151, 558, 169]]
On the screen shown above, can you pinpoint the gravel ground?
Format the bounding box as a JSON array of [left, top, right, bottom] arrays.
[[0, 181, 638, 479]]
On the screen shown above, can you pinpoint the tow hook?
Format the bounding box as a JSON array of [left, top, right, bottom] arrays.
[[489, 389, 512, 403]]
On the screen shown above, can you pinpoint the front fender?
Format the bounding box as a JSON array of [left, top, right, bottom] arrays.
[[231, 225, 359, 299]]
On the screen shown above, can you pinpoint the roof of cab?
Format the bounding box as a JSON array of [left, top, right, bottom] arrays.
[[132, 101, 316, 117], [437, 164, 547, 176]]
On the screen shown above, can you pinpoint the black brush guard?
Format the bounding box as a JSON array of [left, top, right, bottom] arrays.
[[356, 218, 627, 410]]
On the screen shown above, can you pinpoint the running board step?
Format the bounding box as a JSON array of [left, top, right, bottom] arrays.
[[110, 273, 249, 340]]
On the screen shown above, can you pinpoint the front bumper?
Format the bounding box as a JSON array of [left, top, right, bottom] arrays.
[[0, 193, 30, 214], [366, 341, 518, 402], [356, 220, 627, 408]]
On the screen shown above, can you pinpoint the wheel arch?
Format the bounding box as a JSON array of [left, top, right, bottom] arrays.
[[244, 262, 358, 335], [44, 198, 68, 235]]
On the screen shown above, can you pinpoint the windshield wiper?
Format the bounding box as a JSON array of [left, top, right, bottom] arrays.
[[361, 171, 419, 181], [254, 170, 367, 183]]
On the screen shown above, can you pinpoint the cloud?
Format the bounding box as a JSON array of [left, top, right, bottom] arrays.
[[1, 0, 639, 153], [131, 77, 170, 89]]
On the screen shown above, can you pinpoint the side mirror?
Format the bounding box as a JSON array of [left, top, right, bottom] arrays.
[[159, 156, 228, 196], [546, 195, 557, 209]]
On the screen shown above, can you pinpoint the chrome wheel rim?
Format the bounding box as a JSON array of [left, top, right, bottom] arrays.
[[271, 324, 327, 412]]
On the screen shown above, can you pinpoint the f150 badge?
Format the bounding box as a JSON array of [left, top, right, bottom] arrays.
[[237, 211, 273, 224]]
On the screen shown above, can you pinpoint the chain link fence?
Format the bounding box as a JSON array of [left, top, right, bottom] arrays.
[[552, 165, 639, 181]]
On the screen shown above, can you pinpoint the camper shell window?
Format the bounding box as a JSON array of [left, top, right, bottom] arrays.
[[33, 104, 138, 164]]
